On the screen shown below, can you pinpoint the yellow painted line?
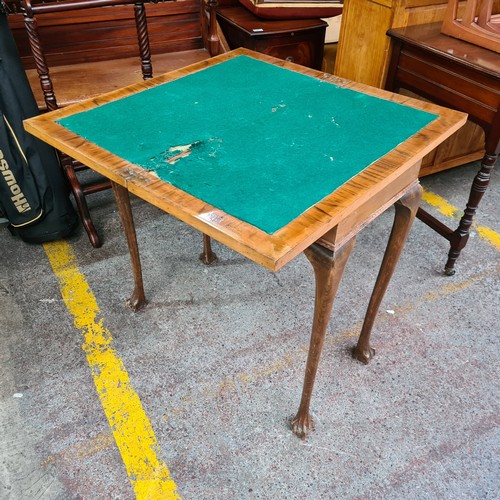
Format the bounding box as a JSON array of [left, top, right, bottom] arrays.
[[43, 240, 180, 500], [422, 188, 500, 252], [475, 225, 500, 252], [422, 189, 460, 219]]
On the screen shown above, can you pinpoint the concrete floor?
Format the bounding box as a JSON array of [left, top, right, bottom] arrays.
[[1, 160, 499, 499]]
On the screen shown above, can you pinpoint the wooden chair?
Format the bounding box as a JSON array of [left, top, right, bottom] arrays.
[[17, 0, 224, 247], [441, 0, 500, 52]]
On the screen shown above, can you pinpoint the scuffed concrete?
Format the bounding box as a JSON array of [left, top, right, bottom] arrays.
[[1, 160, 498, 498]]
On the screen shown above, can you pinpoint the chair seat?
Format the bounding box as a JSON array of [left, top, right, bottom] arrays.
[[27, 48, 212, 110]]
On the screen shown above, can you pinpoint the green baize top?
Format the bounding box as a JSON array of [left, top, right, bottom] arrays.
[[58, 55, 436, 234]]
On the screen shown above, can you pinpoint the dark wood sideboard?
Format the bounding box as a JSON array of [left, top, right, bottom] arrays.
[[217, 4, 327, 70]]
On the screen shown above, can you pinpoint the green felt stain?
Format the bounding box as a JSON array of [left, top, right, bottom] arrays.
[[57, 56, 437, 234]]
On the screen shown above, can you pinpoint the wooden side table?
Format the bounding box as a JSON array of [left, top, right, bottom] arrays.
[[24, 50, 465, 438], [386, 22, 499, 275], [216, 5, 327, 69]]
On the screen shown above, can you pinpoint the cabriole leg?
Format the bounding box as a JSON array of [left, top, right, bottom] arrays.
[[291, 238, 356, 438], [353, 182, 422, 364], [111, 181, 146, 311]]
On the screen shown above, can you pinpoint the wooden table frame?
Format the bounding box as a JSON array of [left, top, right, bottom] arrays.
[[386, 23, 499, 275], [24, 49, 466, 438]]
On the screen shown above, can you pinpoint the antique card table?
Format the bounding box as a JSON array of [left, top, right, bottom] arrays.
[[24, 49, 466, 438]]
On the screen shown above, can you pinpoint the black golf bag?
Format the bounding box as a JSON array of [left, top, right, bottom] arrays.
[[0, 9, 78, 243]]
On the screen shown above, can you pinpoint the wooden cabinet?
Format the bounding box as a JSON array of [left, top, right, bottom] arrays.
[[335, 0, 460, 88], [334, 0, 499, 175], [217, 5, 327, 70]]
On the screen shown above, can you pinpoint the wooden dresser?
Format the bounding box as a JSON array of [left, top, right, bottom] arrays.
[[385, 22, 499, 273]]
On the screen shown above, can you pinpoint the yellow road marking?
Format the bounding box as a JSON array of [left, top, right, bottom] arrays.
[[422, 190, 460, 218], [43, 240, 180, 499], [422, 189, 500, 251], [475, 225, 500, 252]]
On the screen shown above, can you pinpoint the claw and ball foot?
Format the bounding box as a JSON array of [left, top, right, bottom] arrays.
[[126, 292, 146, 312], [352, 345, 376, 365], [290, 412, 315, 439]]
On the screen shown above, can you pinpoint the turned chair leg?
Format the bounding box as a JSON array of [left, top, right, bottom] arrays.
[[444, 152, 497, 276], [61, 155, 102, 248], [111, 181, 146, 311], [291, 238, 356, 439], [353, 182, 422, 364]]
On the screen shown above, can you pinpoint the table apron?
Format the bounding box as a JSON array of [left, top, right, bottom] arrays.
[[317, 160, 422, 251]]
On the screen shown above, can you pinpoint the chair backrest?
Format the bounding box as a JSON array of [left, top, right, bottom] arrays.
[[441, 0, 500, 52], [21, 0, 155, 111], [17, 0, 222, 110]]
